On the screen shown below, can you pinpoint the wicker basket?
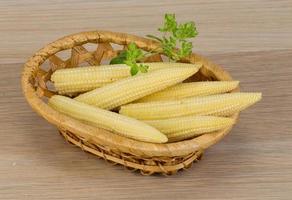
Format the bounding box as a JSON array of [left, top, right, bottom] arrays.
[[21, 31, 239, 175]]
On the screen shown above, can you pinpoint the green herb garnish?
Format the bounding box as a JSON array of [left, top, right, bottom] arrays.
[[147, 13, 198, 61], [110, 13, 198, 75], [109, 51, 127, 65], [110, 42, 149, 76]]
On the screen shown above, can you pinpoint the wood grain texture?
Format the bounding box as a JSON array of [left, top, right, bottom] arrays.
[[1, 0, 292, 199], [0, 0, 292, 63]]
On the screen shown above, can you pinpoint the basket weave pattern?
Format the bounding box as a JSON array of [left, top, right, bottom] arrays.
[[22, 31, 238, 175]]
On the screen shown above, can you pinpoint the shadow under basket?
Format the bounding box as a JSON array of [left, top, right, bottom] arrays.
[[21, 31, 239, 175]]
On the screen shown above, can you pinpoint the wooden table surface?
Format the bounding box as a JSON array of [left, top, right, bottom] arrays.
[[1, 1, 292, 199]]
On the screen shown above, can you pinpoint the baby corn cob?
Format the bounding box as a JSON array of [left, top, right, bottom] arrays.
[[48, 95, 168, 143], [52, 65, 129, 94], [144, 115, 235, 142], [51, 62, 193, 94], [75, 63, 202, 110], [137, 81, 239, 102], [119, 92, 262, 120]]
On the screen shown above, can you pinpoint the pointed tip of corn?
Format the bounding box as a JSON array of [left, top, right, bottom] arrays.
[[207, 92, 262, 113], [170, 62, 202, 74], [224, 116, 236, 127], [209, 80, 239, 90], [153, 133, 168, 143], [248, 92, 262, 106], [252, 92, 262, 101], [232, 80, 240, 87], [255, 92, 262, 99], [237, 92, 262, 103], [215, 92, 262, 116], [234, 80, 240, 84], [199, 92, 262, 105], [194, 62, 203, 69], [129, 125, 168, 143], [173, 62, 202, 74]]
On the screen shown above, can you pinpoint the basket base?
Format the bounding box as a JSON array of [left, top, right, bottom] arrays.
[[59, 130, 203, 175]]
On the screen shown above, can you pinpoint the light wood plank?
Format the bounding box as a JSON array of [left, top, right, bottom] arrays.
[[1, 50, 292, 199], [1, 0, 292, 199], [0, 0, 291, 63]]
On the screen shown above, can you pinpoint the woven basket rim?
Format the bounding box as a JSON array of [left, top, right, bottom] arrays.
[[21, 30, 239, 158]]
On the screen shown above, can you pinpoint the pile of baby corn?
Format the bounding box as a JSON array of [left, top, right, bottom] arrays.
[[49, 62, 261, 143]]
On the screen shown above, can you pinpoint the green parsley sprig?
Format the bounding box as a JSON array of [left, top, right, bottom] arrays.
[[110, 42, 149, 76], [147, 13, 198, 61], [110, 13, 198, 75]]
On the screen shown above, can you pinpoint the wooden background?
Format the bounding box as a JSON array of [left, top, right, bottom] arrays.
[[1, 0, 292, 199]]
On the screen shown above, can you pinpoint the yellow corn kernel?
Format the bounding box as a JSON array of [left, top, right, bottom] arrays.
[[144, 115, 235, 142], [51, 62, 193, 94], [75, 63, 202, 110], [48, 95, 168, 143], [119, 92, 262, 120], [137, 81, 239, 102]]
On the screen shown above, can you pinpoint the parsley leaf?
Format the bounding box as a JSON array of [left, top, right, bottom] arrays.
[[175, 22, 198, 40], [109, 51, 127, 64], [147, 13, 198, 61], [158, 13, 177, 33], [110, 13, 198, 75], [110, 42, 149, 76]]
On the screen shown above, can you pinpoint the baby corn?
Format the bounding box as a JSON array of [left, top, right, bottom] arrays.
[[137, 81, 239, 102], [48, 95, 168, 143], [75, 63, 202, 110], [51, 62, 194, 94], [119, 92, 262, 120], [144, 115, 235, 142]]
